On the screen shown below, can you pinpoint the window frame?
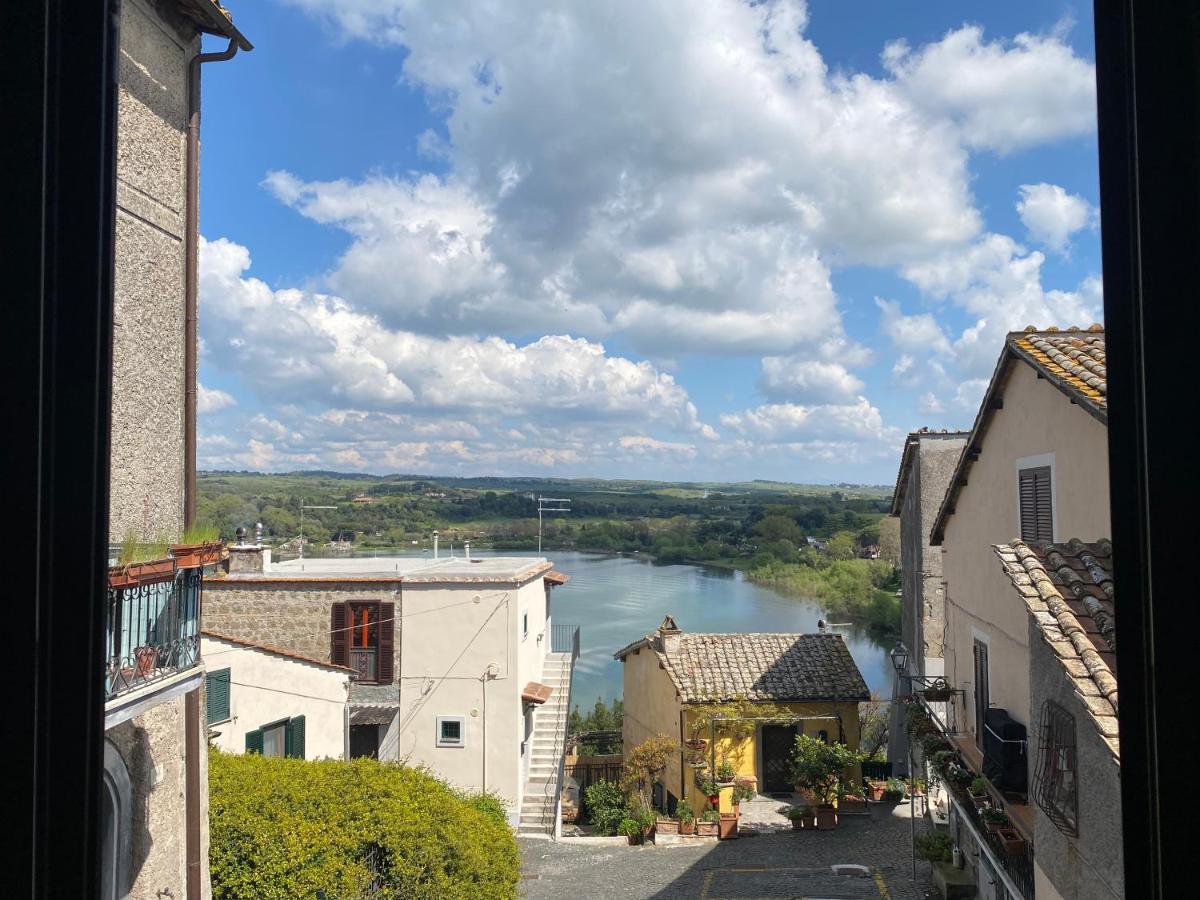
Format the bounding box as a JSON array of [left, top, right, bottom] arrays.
[[436, 715, 466, 748], [1016, 453, 1056, 543], [259, 718, 289, 759]]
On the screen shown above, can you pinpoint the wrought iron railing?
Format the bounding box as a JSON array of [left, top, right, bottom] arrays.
[[105, 567, 201, 700], [948, 788, 1036, 899]]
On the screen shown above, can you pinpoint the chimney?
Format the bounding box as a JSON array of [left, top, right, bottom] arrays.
[[228, 543, 269, 575], [464, 540, 471, 559], [433, 530, 439, 559], [656, 614, 683, 655], [255, 521, 263, 545], [235, 526, 247, 546]]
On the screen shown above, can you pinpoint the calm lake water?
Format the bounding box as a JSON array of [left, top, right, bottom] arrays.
[[508, 550, 894, 708]]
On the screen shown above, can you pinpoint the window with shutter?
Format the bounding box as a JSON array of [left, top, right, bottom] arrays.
[[331, 602, 348, 667], [973, 639, 990, 749], [377, 602, 395, 683], [285, 716, 306, 759], [1019, 466, 1054, 541], [206, 668, 231, 724]]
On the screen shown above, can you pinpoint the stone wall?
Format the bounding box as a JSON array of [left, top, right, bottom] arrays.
[[204, 581, 403, 676], [108, 0, 196, 543], [1028, 620, 1124, 900], [107, 696, 192, 898]]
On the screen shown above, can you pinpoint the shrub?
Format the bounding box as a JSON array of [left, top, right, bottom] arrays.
[[618, 818, 642, 840], [789, 734, 866, 806], [584, 780, 626, 836], [915, 832, 954, 863], [621, 735, 679, 810], [208, 750, 519, 899], [715, 759, 736, 782], [676, 799, 695, 823], [732, 778, 756, 803]]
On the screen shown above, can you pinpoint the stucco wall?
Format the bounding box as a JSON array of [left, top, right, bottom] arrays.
[[942, 362, 1110, 743], [109, 0, 195, 544], [1028, 620, 1124, 899], [620, 644, 685, 802], [107, 696, 190, 899], [397, 578, 548, 814], [204, 581, 403, 672], [899, 435, 965, 672], [201, 636, 350, 760]]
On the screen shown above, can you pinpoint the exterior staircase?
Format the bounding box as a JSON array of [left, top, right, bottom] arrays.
[[517, 644, 576, 837]]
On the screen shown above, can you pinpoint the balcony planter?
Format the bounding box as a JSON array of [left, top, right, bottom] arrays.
[[108, 557, 175, 590], [996, 828, 1026, 855], [134, 646, 157, 677], [982, 809, 1009, 834], [717, 813, 738, 839], [922, 678, 953, 703], [171, 540, 224, 569], [815, 805, 838, 830]]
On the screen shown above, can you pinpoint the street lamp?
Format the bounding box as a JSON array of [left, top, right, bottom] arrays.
[[889, 641, 909, 675]]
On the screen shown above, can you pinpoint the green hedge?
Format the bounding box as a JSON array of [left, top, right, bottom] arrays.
[[209, 750, 519, 899]]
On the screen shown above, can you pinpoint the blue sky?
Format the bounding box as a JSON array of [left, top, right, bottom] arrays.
[[195, 0, 1101, 485]]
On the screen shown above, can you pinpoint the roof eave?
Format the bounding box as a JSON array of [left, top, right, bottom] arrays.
[[179, 0, 253, 50]]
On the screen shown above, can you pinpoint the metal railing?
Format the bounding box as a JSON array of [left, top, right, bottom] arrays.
[[551, 623, 580, 656], [105, 567, 201, 700]]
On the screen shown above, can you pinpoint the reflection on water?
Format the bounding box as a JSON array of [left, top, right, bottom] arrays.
[[508, 551, 894, 707]]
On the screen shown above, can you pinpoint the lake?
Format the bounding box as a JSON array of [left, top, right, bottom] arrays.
[[524, 551, 894, 709]]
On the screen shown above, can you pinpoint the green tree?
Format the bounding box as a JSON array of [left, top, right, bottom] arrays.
[[753, 515, 804, 545], [825, 531, 859, 561]]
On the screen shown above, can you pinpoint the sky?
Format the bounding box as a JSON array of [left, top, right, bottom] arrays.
[[195, 0, 1102, 485]]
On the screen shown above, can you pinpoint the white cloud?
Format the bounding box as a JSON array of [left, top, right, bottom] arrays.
[[617, 435, 698, 459], [197, 383, 236, 414], [1016, 183, 1093, 253], [720, 399, 900, 446], [759, 358, 864, 404], [884, 25, 1096, 154], [876, 298, 953, 356]]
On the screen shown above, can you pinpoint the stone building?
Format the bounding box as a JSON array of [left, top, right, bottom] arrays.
[[203, 547, 577, 834], [101, 3, 249, 899]]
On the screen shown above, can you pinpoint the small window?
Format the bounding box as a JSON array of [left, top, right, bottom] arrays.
[[261, 721, 287, 758], [1019, 465, 1053, 542], [437, 716, 465, 748], [206, 667, 231, 724], [523, 611, 529, 639]]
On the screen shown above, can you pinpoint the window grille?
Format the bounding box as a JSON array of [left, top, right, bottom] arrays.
[[1033, 700, 1078, 836]]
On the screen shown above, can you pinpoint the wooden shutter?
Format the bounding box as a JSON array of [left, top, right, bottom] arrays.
[[1019, 466, 1053, 541], [974, 639, 990, 750], [377, 602, 395, 683], [206, 668, 231, 724], [331, 602, 348, 666], [245, 728, 263, 755], [285, 716, 306, 759]]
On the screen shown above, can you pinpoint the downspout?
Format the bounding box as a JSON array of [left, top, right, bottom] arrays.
[[184, 38, 240, 900], [184, 36, 239, 527]]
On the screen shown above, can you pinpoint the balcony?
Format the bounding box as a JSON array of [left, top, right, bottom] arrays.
[[105, 565, 201, 706]]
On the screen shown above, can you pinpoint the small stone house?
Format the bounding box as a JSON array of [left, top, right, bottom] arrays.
[[993, 540, 1123, 900], [615, 617, 869, 812]]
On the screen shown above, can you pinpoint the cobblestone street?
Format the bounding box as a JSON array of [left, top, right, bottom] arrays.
[[519, 803, 935, 899]]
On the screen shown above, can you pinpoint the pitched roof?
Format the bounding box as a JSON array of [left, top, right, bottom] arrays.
[[993, 538, 1120, 760], [201, 630, 354, 673], [615, 628, 870, 703], [890, 429, 970, 516], [177, 0, 253, 50], [931, 326, 1106, 545]]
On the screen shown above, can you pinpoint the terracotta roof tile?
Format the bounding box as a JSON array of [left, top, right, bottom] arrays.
[[616, 628, 869, 703], [993, 538, 1119, 759], [201, 629, 355, 673]]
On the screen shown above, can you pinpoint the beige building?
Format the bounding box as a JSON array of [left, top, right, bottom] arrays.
[[921, 326, 1112, 900], [203, 548, 577, 834], [102, 3, 249, 899], [616, 617, 868, 813], [200, 632, 353, 760]]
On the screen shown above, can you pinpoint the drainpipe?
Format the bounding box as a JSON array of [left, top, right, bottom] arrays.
[[184, 37, 240, 527]]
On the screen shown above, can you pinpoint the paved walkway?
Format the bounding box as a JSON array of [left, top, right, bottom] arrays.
[[519, 802, 936, 899]]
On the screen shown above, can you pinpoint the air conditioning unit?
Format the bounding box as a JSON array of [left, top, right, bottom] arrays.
[[982, 708, 1027, 795]]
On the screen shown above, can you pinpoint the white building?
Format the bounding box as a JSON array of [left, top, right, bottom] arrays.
[[204, 549, 577, 834], [200, 632, 352, 760]]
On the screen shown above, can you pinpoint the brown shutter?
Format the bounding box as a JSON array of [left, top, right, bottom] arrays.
[[1019, 466, 1053, 542], [377, 602, 395, 683], [331, 602, 348, 666], [1019, 469, 1037, 540]]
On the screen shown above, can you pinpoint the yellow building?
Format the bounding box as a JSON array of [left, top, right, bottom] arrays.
[[615, 616, 869, 811]]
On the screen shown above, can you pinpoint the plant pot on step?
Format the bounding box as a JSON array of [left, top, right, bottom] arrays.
[[717, 813, 738, 840], [696, 819, 718, 837], [815, 805, 838, 830], [679, 819, 695, 836], [656, 818, 679, 835], [867, 781, 887, 802]]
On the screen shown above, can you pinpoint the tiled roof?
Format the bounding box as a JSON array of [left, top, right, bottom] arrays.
[[993, 538, 1120, 760], [201, 630, 354, 673], [931, 326, 1106, 545], [616, 628, 870, 703], [521, 682, 553, 704], [349, 682, 400, 706], [1008, 327, 1107, 420]]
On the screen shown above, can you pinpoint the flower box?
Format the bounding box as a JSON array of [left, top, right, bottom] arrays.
[[107, 557, 175, 590], [656, 817, 679, 834], [171, 540, 224, 569], [696, 819, 718, 837], [866, 781, 887, 801], [996, 827, 1026, 855], [815, 806, 838, 830]]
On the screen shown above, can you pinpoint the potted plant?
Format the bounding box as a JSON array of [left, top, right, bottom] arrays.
[[696, 810, 719, 837], [982, 807, 1010, 834], [732, 777, 756, 810], [110, 531, 175, 589], [866, 779, 887, 801], [635, 805, 657, 843], [717, 811, 738, 840], [656, 813, 679, 835], [171, 523, 224, 569], [908, 777, 927, 797], [922, 677, 953, 703], [881, 778, 905, 802], [968, 777, 990, 809], [789, 733, 865, 833], [915, 832, 954, 864], [677, 799, 696, 835], [815, 806, 838, 830], [696, 775, 720, 808], [618, 818, 642, 845], [134, 645, 157, 677], [715, 759, 736, 785], [997, 827, 1027, 855], [784, 805, 812, 831]]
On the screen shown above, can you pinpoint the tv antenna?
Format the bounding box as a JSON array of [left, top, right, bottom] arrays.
[[536, 497, 570, 554]]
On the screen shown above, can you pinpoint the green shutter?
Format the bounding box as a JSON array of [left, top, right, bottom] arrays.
[[206, 668, 231, 724], [245, 728, 263, 755], [286, 716, 306, 759]]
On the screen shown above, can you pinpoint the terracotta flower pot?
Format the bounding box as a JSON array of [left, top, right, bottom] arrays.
[[679, 820, 695, 835], [696, 820, 718, 837], [717, 813, 738, 840], [816, 806, 838, 830], [791, 818, 804, 831], [134, 646, 157, 677], [997, 828, 1026, 855], [867, 782, 886, 801], [656, 818, 679, 834]]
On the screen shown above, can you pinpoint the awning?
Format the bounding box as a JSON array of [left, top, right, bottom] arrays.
[[544, 570, 570, 586], [350, 706, 398, 726], [522, 682, 554, 705]]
